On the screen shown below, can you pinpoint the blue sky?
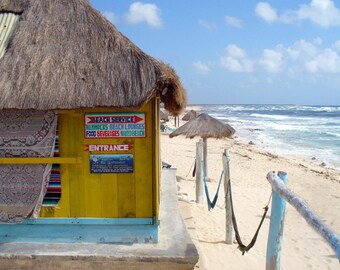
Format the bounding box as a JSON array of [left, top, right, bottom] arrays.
[[90, 0, 340, 105]]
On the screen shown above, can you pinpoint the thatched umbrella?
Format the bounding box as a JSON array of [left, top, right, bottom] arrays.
[[169, 113, 235, 176], [160, 110, 169, 122], [182, 110, 197, 121], [0, 0, 187, 115]]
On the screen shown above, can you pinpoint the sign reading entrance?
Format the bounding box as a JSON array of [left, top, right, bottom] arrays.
[[85, 144, 133, 152], [90, 154, 134, 173], [85, 112, 146, 138]]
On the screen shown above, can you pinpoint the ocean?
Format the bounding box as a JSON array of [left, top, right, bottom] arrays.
[[186, 104, 340, 170]]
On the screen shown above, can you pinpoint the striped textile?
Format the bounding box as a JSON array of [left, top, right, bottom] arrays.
[[43, 130, 61, 206]]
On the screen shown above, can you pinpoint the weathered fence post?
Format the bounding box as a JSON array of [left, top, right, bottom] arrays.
[[195, 139, 204, 204], [222, 149, 234, 244], [266, 171, 287, 270], [203, 138, 208, 178]]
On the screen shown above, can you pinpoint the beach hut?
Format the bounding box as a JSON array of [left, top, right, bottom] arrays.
[[170, 113, 235, 176], [182, 110, 197, 121], [0, 0, 186, 244]]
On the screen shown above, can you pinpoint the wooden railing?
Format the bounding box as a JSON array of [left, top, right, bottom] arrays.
[[0, 157, 83, 164], [266, 171, 340, 270]]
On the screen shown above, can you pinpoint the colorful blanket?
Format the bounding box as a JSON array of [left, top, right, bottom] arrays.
[[43, 129, 61, 206], [0, 110, 57, 223]]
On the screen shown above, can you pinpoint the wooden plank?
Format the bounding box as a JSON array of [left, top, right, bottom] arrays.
[[267, 171, 340, 262], [0, 223, 158, 243], [117, 171, 136, 218], [24, 217, 154, 225], [153, 98, 160, 221], [68, 113, 86, 217], [0, 157, 82, 164], [135, 103, 153, 218], [83, 143, 102, 217], [100, 171, 118, 218]]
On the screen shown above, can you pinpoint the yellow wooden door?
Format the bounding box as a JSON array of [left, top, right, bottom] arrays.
[[40, 100, 157, 219]]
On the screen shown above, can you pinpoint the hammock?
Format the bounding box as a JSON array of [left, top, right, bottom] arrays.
[[202, 161, 224, 210]]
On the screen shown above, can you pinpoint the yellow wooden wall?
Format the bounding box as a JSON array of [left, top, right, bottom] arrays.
[[40, 99, 159, 219]]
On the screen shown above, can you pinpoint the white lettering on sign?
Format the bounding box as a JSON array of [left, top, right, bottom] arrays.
[[85, 144, 133, 152]]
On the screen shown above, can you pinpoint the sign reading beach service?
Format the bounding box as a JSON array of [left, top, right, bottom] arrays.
[[90, 154, 134, 173], [85, 112, 146, 138]]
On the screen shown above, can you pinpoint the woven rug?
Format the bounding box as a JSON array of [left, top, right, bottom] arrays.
[[0, 110, 57, 223]]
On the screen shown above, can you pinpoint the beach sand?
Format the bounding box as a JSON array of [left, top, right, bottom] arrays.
[[161, 120, 340, 270]]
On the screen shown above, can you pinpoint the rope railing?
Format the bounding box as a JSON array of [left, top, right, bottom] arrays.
[[192, 142, 339, 268]]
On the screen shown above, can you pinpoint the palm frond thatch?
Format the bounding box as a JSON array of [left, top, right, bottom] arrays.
[[182, 109, 197, 121], [0, 0, 186, 115], [169, 113, 235, 139]]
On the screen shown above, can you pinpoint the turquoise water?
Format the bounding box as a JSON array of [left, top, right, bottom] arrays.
[[186, 104, 340, 170]]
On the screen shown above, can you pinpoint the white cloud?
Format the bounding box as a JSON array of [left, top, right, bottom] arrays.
[[220, 57, 254, 73], [256, 1, 340, 27], [332, 40, 340, 51], [226, 44, 247, 58], [102, 11, 119, 24], [220, 45, 254, 72], [286, 40, 318, 61], [260, 40, 340, 74], [294, 0, 340, 27], [218, 39, 340, 75], [198, 19, 217, 31], [259, 49, 283, 73], [255, 2, 279, 22], [193, 62, 210, 75], [225, 16, 242, 28], [305, 49, 340, 73], [125, 2, 163, 28]]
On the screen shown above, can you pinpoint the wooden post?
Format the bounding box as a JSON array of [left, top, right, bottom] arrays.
[[203, 138, 208, 178], [267, 171, 340, 262], [195, 139, 204, 204], [266, 171, 287, 270], [222, 149, 234, 244]]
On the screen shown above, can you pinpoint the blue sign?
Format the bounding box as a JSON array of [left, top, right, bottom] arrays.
[[90, 154, 134, 173]]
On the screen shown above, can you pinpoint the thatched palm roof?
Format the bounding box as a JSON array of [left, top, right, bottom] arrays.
[[169, 113, 235, 139], [0, 0, 186, 115], [182, 109, 197, 121]]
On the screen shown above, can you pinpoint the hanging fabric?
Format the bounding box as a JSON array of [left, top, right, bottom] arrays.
[[0, 110, 58, 223]]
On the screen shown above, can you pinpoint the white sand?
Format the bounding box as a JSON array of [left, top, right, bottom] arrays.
[[160, 121, 340, 270]]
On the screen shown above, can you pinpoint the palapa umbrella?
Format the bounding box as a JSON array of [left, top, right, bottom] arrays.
[[182, 110, 197, 121], [160, 110, 169, 122], [169, 113, 235, 177]]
